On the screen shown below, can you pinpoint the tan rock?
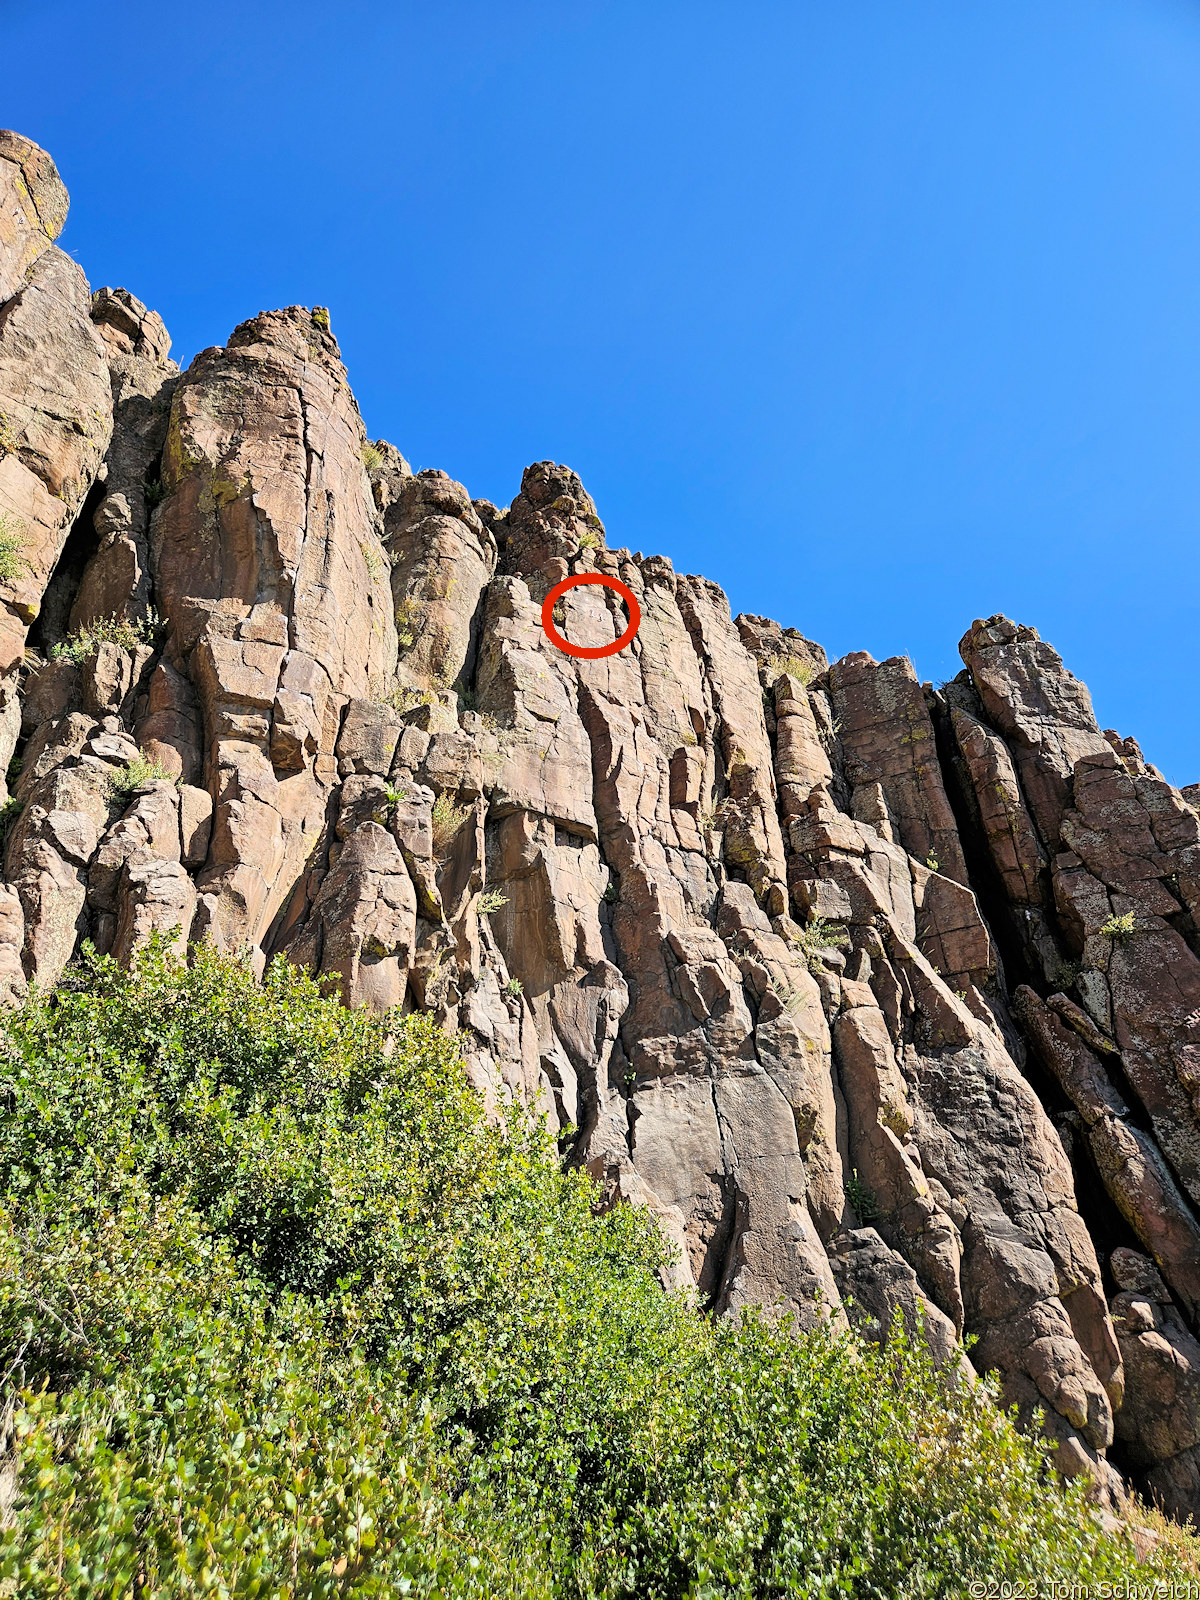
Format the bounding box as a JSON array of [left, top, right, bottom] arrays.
[[828, 651, 968, 884], [959, 615, 1111, 843], [0, 131, 68, 304], [0, 247, 112, 670]]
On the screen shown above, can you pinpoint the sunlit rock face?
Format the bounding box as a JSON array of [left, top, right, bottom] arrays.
[[5, 127, 1200, 1519]]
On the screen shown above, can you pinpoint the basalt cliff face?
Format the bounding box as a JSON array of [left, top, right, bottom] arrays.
[[3, 131, 1200, 1518]]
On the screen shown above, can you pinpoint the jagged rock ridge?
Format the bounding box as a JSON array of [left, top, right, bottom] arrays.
[[2, 130, 1200, 1518]]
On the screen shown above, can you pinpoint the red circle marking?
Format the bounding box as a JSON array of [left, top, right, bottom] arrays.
[[541, 573, 642, 659]]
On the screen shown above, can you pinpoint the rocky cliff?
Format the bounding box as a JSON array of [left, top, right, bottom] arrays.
[[2, 130, 1199, 1519]]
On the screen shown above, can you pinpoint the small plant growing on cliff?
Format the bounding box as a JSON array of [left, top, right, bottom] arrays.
[[360, 540, 385, 584], [603, 878, 619, 903], [577, 526, 603, 551], [699, 799, 728, 834], [503, 975, 524, 998], [52, 610, 159, 665], [107, 750, 176, 800], [431, 792, 471, 850], [845, 1167, 880, 1221], [792, 915, 850, 971], [1100, 911, 1137, 940], [926, 853, 940, 872], [395, 596, 421, 651], [380, 679, 438, 714], [144, 474, 169, 507], [763, 651, 816, 687], [361, 441, 384, 473], [0, 794, 23, 846], [383, 784, 408, 808], [477, 889, 509, 915], [0, 512, 29, 585]]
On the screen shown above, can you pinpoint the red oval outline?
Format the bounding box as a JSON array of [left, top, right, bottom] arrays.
[[540, 572, 642, 659]]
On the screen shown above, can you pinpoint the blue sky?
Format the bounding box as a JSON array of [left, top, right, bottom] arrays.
[[5, 0, 1199, 782]]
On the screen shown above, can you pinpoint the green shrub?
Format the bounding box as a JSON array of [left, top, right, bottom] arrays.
[[1100, 911, 1137, 940], [51, 611, 159, 665], [0, 945, 1186, 1596], [381, 681, 437, 714], [478, 889, 509, 915], [845, 1167, 880, 1222], [791, 915, 851, 971], [395, 596, 419, 651], [361, 440, 384, 473], [577, 526, 602, 551], [503, 975, 524, 998], [106, 750, 176, 800], [0, 794, 22, 846]]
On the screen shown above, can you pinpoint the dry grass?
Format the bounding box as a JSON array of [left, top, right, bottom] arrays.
[[763, 652, 816, 687]]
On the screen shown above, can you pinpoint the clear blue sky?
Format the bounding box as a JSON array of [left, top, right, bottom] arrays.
[[6, 0, 1199, 783]]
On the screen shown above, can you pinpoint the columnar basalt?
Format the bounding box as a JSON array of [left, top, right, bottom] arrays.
[[3, 130, 1200, 1517]]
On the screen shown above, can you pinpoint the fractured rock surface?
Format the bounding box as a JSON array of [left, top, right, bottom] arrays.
[[3, 129, 1200, 1516]]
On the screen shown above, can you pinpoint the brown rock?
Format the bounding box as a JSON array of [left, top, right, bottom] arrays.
[[959, 615, 1111, 843], [828, 652, 968, 884]]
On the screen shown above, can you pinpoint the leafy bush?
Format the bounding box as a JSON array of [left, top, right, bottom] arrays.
[[577, 527, 602, 551], [503, 975, 524, 998], [361, 441, 384, 473], [0, 945, 1188, 1596], [845, 1167, 879, 1222], [50, 611, 159, 665], [1100, 911, 1138, 940], [477, 889, 509, 915]]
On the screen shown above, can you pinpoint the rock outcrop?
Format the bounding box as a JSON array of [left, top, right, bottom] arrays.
[[3, 129, 1200, 1517]]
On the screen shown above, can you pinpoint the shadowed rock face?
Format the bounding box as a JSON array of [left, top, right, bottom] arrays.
[[4, 129, 1200, 1518]]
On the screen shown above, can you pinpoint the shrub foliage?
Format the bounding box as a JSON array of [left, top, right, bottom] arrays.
[[0, 945, 1182, 1595]]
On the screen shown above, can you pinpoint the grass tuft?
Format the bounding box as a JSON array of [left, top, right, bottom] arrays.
[[764, 652, 817, 687]]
